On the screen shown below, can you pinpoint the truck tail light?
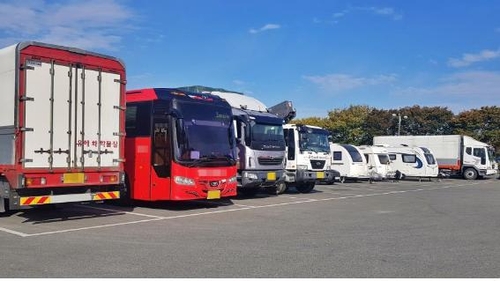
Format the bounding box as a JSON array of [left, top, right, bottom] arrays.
[[100, 175, 118, 183], [25, 177, 47, 186]]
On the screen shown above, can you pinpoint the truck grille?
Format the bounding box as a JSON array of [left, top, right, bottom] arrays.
[[258, 156, 284, 166], [310, 160, 326, 169]]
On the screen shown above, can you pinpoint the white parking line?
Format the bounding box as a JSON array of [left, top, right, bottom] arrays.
[[0, 181, 484, 238]]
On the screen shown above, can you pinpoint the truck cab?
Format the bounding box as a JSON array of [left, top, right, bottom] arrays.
[[283, 124, 335, 193]]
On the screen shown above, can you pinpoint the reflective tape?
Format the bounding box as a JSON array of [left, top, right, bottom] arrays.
[[20, 196, 51, 206], [92, 191, 120, 200]]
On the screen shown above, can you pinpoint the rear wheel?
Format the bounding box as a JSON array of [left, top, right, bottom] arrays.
[[296, 182, 315, 193], [463, 168, 478, 180]]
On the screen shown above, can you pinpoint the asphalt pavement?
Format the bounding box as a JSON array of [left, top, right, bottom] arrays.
[[0, 178, 499, 278]]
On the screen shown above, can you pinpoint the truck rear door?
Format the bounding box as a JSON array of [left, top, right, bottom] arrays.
[[22, 58, 121, 170]]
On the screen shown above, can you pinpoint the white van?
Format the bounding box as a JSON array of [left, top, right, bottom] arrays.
[[330, 143, 369, 182], [382, 145, 439, 180], [358, 145, 395, 180]]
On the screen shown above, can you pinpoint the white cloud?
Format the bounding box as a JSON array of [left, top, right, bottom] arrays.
[[328, 6, 403, 22], [448, 49, 500, 68], [0, 0, 134, 51], [249, 24, 281, 34], [303, 73, 397, 93], [393, 71, 500, 113], [232, 79, 245, 85], [371, 7, 403, 20]]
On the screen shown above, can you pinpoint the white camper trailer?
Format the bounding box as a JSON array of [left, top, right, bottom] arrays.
[[382, 145, 439, 180], [373, 135, 498, 180], [358, 145, 395, 180], [329, 143, 369, 182]]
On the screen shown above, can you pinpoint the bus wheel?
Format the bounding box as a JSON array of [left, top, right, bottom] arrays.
[[296, 182, 315, 193], [463, 168, 478, 180], [268, 182, 287, 195]]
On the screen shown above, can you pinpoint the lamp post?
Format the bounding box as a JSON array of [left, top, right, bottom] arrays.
[[392, 113, 408, 136]]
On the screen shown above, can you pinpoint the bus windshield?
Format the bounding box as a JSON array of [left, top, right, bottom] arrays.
[[174, 102, 235, 166], [299, 129, 330, 153]]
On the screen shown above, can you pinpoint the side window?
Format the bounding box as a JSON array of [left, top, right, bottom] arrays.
[[125, 102, 151, 137], [285, 129, 295, 160], [389, 154, 396, 161], [465, 147, 472, 155], [364, 154, 369, 163], [333, 151, 342, 161], [473, 148, 486, 165], [473, 148, 485, 158], [402, 154, 416, 163], [152, 119, 171, 178]]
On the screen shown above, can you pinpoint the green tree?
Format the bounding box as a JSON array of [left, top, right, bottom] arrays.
[[452, 106, 500, 153], [395, 105, 454, 136], [325, 105, 372, 145]]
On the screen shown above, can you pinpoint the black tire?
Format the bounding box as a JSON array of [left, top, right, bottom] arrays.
[[267, 182, 287, 195], [463, 168, 478, 180], [296, 182, 315, 193]]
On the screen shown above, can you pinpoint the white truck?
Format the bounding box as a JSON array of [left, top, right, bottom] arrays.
[[373, 135, 498, 180], [283, 124, 336, 193], [0, 41, 126, 213]]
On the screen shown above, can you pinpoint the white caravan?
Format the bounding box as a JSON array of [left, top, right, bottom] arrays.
[[358, 145, 395, 180], [329, 143, 369, 182], [373, 135, 498, 180], [381, 145, 439, 180]]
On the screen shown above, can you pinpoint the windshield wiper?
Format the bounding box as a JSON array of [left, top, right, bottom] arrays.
[[188, 155, 236, 167]]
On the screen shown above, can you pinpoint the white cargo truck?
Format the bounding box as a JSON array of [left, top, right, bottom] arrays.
[[0, 41, 126, 213], [373, 135, 498, 180], [283, 124, 335, 193]]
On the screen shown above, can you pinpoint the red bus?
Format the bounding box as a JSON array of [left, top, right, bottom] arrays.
[[124, 88, 238, 201]]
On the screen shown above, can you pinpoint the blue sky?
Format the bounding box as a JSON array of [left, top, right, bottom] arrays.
[[1, 0, 499, 118]]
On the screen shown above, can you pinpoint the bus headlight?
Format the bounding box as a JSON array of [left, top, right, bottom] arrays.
[[228, 176, 237, 183], [174, 176, 195, 186]]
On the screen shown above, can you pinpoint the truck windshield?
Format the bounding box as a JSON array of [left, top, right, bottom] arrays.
[[174, 102, 235, 167], [250, 123, 285, 151], [299, 129, 330, 153], [487, 148, 495, 163]]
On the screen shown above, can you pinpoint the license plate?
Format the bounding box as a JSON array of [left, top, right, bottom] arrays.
[[267, 172, 276, 181], [316, 172, 325, 179], [63, 173, 85, 184], [207, 190, 221, 200]]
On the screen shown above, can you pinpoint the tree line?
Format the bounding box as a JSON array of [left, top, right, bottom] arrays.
[[293, 105, 500, 153]]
